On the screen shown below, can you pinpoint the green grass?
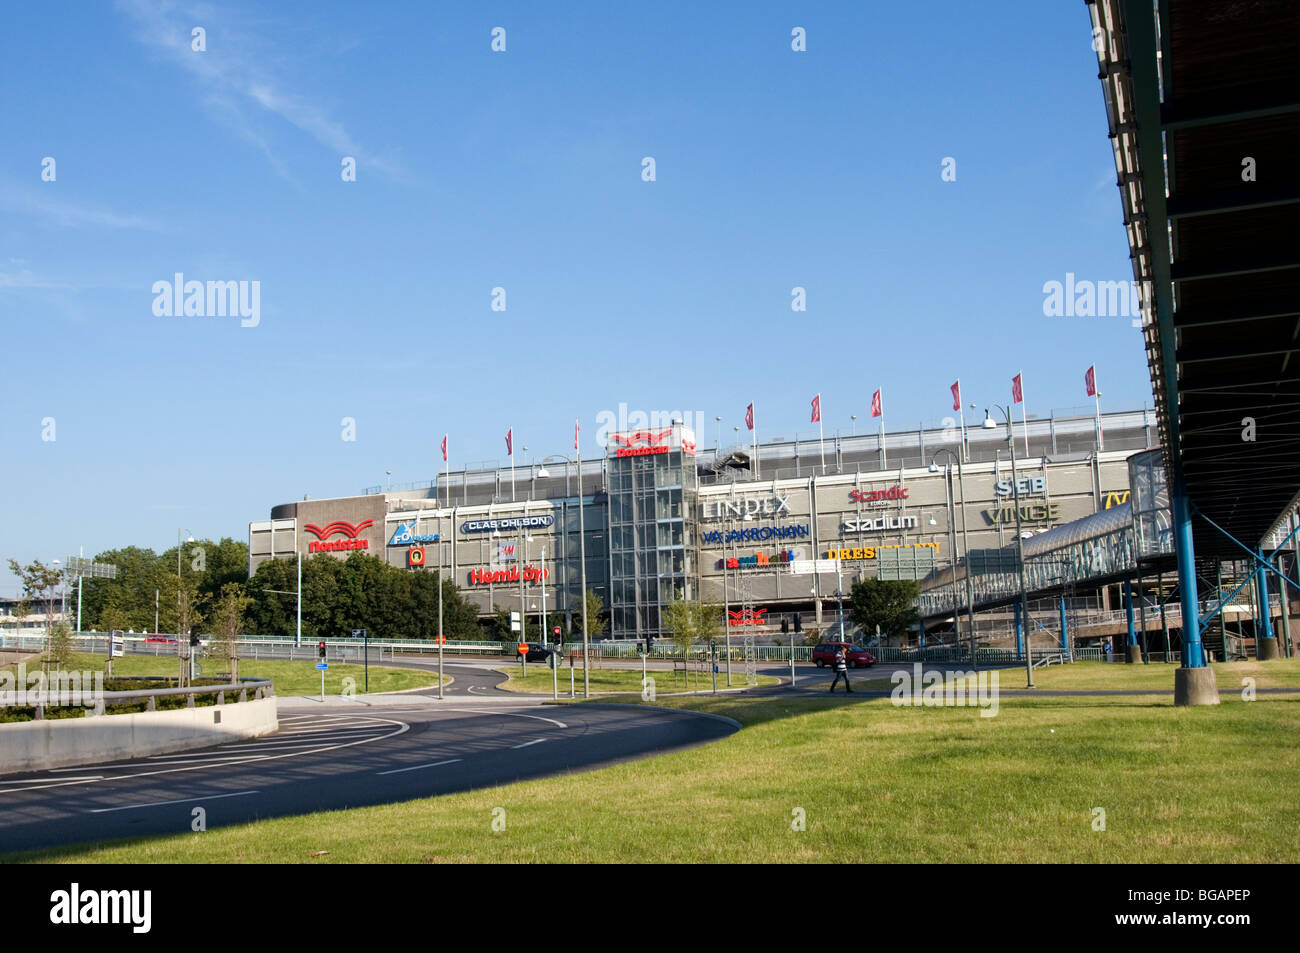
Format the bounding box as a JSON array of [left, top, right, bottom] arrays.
[[502, 665, 778, 694], [1, 652, 443, 698], [9, 679, 1298, 863]]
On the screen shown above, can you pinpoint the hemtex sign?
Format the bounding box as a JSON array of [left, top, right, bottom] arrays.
[[50, 883, 151, 933]]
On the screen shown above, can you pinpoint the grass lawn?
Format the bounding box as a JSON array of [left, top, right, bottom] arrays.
[[2, 652, 443, 698], [502, 664, 778, 694], [9, 676, 1298, 863]]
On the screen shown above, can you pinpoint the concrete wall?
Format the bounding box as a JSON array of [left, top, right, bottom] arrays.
[[0, 697, 278, 776]]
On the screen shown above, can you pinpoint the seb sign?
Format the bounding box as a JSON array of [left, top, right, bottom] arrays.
[[995, 477, 1047, 497]]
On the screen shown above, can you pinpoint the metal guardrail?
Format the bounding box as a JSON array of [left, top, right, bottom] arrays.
[[18, 676, 274, 720]]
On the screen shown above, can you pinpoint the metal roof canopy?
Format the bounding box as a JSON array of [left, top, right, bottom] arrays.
[[1089, 0, 1300, 560]]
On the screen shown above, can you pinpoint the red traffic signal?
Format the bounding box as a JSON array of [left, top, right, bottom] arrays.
[[318, 641, 326, 658]]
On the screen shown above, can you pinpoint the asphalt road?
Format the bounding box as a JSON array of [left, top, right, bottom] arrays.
[[0, 698, 734, 854]]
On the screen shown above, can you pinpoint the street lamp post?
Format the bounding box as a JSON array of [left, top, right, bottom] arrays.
[[930, 449, 976, 669], [985, 406, 1034, 688], [538, 453, 589, 697]]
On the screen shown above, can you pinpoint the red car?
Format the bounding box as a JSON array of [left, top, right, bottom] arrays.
[[146, 634, 178, 644], [812, 642, 876, 668]]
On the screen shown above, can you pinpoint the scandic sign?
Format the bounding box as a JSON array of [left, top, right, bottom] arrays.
[[849, 485, 908, 503], [304, 520, 374, 553]]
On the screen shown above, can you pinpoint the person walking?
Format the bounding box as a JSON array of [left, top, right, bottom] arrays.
[[829, 646, 852, 693]]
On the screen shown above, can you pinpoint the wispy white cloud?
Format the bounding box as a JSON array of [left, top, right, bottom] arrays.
[[115, 0, 402, 181], [0, 180, 162, 231], [0, 267, 71, 290]]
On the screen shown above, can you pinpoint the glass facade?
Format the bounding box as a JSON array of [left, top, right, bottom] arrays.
[[607, 425, 698, 638]]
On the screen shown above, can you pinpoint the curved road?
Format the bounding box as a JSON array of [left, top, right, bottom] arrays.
[[0, 693, 734, 854]]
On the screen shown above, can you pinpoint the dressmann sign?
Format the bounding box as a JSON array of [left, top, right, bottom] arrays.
[[461, 515, 554, 534]]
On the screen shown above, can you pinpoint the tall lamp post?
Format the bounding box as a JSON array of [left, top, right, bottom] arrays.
[[930, 449, 977, 669], [984, 407, 1034, 688], [177, 528, 195, 638], [538, 452, 590, 697]]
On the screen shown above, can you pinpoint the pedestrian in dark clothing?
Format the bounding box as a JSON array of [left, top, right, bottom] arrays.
[[829, 647, 852, 692]]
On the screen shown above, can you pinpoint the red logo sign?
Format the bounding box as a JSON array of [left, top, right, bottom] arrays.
[[408, 547, 426, 567], [469, 564, 550, 586], [304, 520, 374, 553], [612, 428, 673, 457], [728, 608, 767, 627], [848, 485, 908, 503]]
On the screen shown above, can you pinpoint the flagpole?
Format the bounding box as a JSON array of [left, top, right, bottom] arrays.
[[1093, 365, 1104, 450], [510, 430, 516, 502], [818, 394, 825, 475], [957, 379, 968, 462], [576, 421, 589, 699], [443, 435, 450, 508], [880, 394, 887, 470], [1020, 370, 1029, 457], [753, 402, 760, 478]]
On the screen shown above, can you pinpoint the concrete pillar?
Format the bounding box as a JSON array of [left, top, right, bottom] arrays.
[[1172, 477, 1218, 705]]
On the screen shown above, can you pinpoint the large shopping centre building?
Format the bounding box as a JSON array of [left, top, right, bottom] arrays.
[[249, 409, 1157, 640]]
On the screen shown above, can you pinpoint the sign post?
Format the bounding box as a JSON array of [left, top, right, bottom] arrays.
[[317, 661, 328, 701], [352, 629, 368, 694], [107, 630, 124, 677], [551, 640, 560, 701], [518, 642, 528, 678]]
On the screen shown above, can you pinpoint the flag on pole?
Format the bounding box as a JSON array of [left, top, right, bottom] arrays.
[[870, 389, 882, 418], [745, 403, 754, 430], [810, 394, 821, 423], [1085, 365, 1097, 397], [574, 419, 580, 450], [441, 434, 448, 462], [505, 428, 513, 455], [1011, 373, 1023, 404], [951, 380, 961, 412]]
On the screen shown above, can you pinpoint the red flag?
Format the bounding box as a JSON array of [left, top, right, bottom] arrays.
[[574, 420, 580, 450], [870, 389, 882, 418], [950, 380, 961, 412], [505, 429, 513, 455], [1011, 373, 1023, 404], [1085, 365, 1096, 397], [745, 403, 754, 431], [441, 434, 448, 462], [811, 394, 821, 423]]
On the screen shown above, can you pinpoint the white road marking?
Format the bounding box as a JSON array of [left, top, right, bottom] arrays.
[[511, 738, 547, 749], [377, 758, 462, 776], [89, 790, 259, 813], [442, 708, 568, 729], [0, 775, 103, 783]]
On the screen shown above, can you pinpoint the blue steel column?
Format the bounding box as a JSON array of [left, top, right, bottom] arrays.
[[1172, 483, 1206, 668], [1014, 602, 1023, 659], [1059, 596, 1068, 654], [1256, 558, 1274, 641]]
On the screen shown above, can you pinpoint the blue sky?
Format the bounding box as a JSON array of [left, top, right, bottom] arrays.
[[0, 1, 1149, 594]]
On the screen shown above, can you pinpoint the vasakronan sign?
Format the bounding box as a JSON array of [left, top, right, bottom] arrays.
[[700, 524, 810, 544], [387, 521, 439, 546], [461, 515, 554, 534], [699, 495, 791, 521]]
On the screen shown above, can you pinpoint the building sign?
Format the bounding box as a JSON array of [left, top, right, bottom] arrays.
[[995, 477, 1047, 497], [727, 607, 767, 626], [825, 542, 940, 561], [611, 429, 672, 457], [407, 547, 426, 567], [849, 484, 908, 506], [840, 515, 918, 533], [497, 542, 517, 561], [700, 524, 809, 544], [1103, 490, 1130, 509], [468, 564, 550, 585], [982, 502, 1061, 524], [387, 521, 439, 546], [699, 495, 791, 521], [304, 520, 374, 553], [461, 515, 554, 534], [717, 550, 799, 570]]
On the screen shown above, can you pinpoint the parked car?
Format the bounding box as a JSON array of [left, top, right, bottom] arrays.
[[516, 642, 554, 663], [812, 641, 876, 668]]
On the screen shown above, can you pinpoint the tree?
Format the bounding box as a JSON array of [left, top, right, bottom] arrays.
[[660, 594, 721, 659], [847, 578, 921, 641], [491, 605, 515, 641], [583, 589, 608, 638], [8, 559, 68, 662], [208, 583, 252, 673]]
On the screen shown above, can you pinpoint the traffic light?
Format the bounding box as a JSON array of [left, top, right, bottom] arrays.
[[794, 612, 803, 632], [646, 634, 655, 653], [318, 641, 326, 659], [781, 618, 790, 636], [189, 633, 200, 647]]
